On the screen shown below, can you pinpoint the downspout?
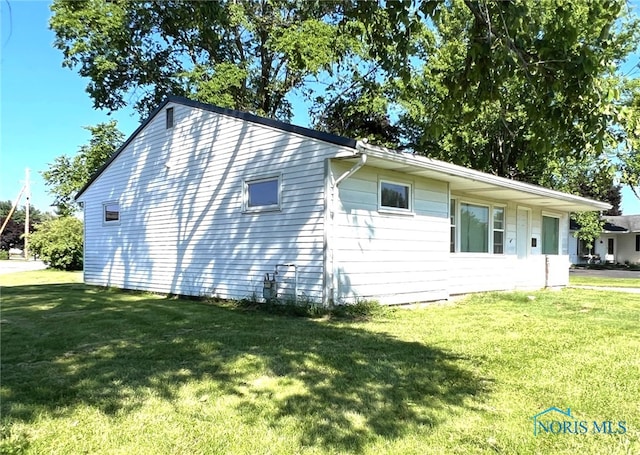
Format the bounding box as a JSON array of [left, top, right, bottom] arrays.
[[327, 141, 368, 305]]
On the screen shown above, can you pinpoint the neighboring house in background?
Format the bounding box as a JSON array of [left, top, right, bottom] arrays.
[[570, 215, 640, 265], [75, 97, 609, 305]]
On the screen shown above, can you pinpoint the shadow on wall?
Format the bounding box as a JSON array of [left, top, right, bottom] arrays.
[[1, 283, 491, 452], [104, 107, 329, 300]]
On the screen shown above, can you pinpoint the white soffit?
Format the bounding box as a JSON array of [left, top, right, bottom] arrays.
[[346, 144, 612, 213]]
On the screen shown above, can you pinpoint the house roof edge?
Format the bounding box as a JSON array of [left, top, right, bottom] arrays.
[[75, 96, 357, 201]]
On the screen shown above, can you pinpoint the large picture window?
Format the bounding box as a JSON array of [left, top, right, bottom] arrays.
[[244, 176, 280, 212], [379, 180, 411, 211], [460, 203, 489, 253], [451, 201, 505, 254], [542, 215, 559, 255]]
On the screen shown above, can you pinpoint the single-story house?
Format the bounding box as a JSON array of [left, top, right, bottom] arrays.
[[570, 215, 640, 264], [75, 96, 610, 305]]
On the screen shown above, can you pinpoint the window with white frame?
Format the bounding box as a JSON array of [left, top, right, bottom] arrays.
[[542, 215, 560, 255], [379, 180, 411, 211], [244, 176, 280, 212], [450, 199, 456, 253], [450, 201, 505, 254], [493, 207, 505, 254], [103, 202, 120, 223]]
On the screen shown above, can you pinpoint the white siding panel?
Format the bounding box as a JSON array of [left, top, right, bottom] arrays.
[[449, 255, 538, 294], [331, 161, 449, 304], [78, 102, 346, 301]]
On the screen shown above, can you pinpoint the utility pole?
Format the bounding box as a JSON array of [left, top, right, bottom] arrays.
[[24, 168, 30, 260]]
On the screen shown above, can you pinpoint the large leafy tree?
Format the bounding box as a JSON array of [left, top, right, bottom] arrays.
[[386, 1, 639, 181], [50, 0, 639, 203], [50, 0, 366, 120], [42, 121, 124, 216]]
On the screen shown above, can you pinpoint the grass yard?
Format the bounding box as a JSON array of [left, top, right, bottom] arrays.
[[569, 274, 640, 288], [1, 271, 639, 454]]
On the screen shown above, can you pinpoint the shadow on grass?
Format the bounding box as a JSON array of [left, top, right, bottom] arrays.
[[1, 284, 490, 452]]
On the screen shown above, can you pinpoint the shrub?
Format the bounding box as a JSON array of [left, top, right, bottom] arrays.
[[0, 250, 9, 260], [28, 217, 83, 270], [233, 293, 384, 320]]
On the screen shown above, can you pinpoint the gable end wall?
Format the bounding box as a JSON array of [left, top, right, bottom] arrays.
[[79, 102, 348, 300]]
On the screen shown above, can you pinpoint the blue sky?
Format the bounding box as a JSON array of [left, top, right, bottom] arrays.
[[1, 0, 639, 215]]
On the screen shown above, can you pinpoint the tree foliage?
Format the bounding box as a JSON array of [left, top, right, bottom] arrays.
[[28, 217, 83, 270], [0, 201, 50, 251], [391, 1, 638, 179], [571, 212, 605, 250], [42, 121, 124, 216], [50, 0, 365, 120], [50, 0, 639, 209]]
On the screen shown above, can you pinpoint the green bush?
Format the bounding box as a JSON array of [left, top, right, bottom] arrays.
[[28, 217, 83, 270], [234, 294, 384, 320], [0, 250, 9, 260]]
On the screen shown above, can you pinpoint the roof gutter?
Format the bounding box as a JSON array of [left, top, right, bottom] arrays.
[[334, 141, 368, 187], [356, 142, 612, 212]]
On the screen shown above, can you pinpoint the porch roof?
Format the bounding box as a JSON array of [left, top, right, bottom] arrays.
[[341, 143, 611, 213]]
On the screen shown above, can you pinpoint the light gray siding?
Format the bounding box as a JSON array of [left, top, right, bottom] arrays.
[[331, 162, 449, 304], [78, 99, 581, 306], [78, 102, 346, 300], [447, 204, 570, 294]]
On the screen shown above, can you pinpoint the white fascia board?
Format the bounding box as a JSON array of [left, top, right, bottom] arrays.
[[356, 143, 612, 212]]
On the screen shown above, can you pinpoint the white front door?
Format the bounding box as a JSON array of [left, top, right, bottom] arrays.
[[517, 208, 530, 259], [605, 237, 615, 263]]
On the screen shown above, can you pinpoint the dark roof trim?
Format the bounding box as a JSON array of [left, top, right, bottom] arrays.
[[75, 96, 356, 200], [171, 96, 357, 148], [570, 219, 628, 232], [603, 222, 628, 232]]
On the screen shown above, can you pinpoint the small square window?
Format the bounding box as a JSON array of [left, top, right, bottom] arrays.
[[244, 176, 280, 212], [380, 180, 411, 211], [166, 107, 174, 129], [104, 202, 120, 223]]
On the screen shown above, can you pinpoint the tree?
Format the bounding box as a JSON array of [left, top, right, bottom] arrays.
[[42, 121, 124, 216], [50, 0, 365, 120], [313, 81, 401, 147], [28, 217, 83, 270], [0, 201, 50, 251], [394, 1, 638, 176], [50, 0, 639, 203]]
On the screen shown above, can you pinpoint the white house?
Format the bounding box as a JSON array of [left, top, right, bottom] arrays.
[[570, 215, 640, 265], [75, 97, 610, 305]]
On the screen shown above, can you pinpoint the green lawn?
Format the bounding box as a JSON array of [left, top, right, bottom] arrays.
[[2, 271, 638, 454], [569, 274, 640, 288]]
